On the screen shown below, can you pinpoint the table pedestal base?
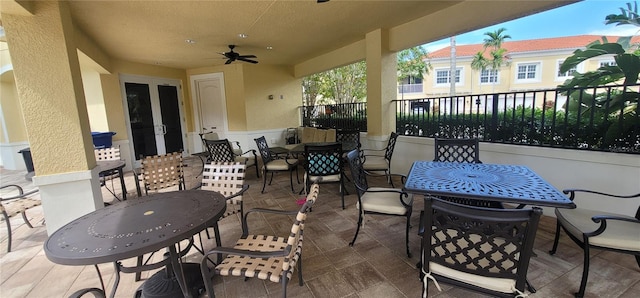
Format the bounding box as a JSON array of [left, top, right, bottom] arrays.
[[135, 263, 204, 298]]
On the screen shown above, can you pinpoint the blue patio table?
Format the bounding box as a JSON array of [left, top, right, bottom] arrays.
[[43, 189, 226, 298], [403, 161, 576, 209]]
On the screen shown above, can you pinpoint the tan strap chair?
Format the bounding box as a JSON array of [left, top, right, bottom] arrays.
[[200, 183, 320, 298], [1, 184, 40, 252]]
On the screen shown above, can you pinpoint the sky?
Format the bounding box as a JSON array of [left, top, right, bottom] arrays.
[[424, 0, 640, 52]]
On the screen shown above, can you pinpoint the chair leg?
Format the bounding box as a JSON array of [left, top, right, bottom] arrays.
[[576, 238, 591, 298], [289, 170, 295, 192], [3, 211, 12, 253], [281, 277, 288, 298], [261, 170, 268, 193], [349, 212, 363, 247], [636, 255, 640, 269], [405, 213, 412, 258], [213, 223, 223, 264], [549, 220, 561, 255], [297, 256, 304, 286], [387, 170, 395, 188], [21, 211, 34, 228], [200, 260, 216, 298]]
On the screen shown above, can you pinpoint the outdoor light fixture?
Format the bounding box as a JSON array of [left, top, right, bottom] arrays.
[[317, 0, 330, 3]]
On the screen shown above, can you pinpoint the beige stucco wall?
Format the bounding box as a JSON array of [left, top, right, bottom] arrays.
[[244, 65, 301, 131], [1, 77, 28, 142]]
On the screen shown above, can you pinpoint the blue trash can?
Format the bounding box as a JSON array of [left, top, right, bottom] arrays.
[[92, 132, 116, 148]]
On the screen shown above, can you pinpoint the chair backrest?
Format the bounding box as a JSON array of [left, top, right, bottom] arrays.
[[254, 136, 274, 165], [94, 147, 120, 161], [201, 162, 245, 213], [305, 143, 342, 178], [434, 138, 481, 163], [140, 151, 185, 193], [422, 197, 542, 295], [346, 149, 368, 196], [384, 132, 399, 161], [203, 139, 235, 162], [283, 183, 319, 273], [336, 129, 361, 149]]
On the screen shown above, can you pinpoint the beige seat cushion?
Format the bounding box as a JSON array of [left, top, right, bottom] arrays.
[[429, 262, 517, 294], [359, 187, 412, 215], [265, 159, 298, 171], [301, 127, 317, 143], [307, 173, 341, 183], [234, 156, 255, 166], [313, 129, 327, 142], [325, 129, 336, 142], [556, 208, 640, 251], [362, 156, 388, 171]]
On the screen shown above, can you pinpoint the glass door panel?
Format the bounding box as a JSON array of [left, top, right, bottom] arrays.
[[158, 85, 184, 154], [125, 82, 158, 158]]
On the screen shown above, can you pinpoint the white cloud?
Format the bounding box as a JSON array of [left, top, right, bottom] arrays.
[[589, 26, 640, 36]]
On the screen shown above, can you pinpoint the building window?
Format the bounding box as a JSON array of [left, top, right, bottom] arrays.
[[435, 68, 462, 85], [516, 62, 540, 82], [480, 69, 499, 84], [557, 60, 578, 79], [600, 60, 617, 67]]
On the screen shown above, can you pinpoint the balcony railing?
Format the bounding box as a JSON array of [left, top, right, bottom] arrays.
[[395, 84, 640, 154], [299, 85, 639, 154], [398, 83, 423, 94], [299, 102, 367, 131]]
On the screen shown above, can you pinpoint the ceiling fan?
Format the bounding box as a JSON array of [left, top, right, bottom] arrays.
[[220, 45, 258, 64]]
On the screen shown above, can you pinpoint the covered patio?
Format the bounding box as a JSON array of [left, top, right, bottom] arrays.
[[1, 0, 639, 297]]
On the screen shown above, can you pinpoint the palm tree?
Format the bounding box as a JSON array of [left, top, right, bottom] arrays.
[[471, 28, 511, 93]]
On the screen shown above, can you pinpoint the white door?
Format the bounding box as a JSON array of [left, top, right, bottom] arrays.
[[191, 73, 227, 138], [121, 75, 187, 163]]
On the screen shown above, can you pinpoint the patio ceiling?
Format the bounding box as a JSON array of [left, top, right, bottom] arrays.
[[1, 1, 576, 70]]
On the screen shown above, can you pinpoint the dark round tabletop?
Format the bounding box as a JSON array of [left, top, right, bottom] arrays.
[[44, 190, 226, 265]]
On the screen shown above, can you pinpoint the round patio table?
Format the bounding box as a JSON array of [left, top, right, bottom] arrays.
[[44, 189, 226, 298]]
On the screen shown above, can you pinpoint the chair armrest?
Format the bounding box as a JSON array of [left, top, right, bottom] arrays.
[[586, 214, 640, 237], [562, 189, 640, 201], [0, 185, 39, 201], [242, 207, 298, 236], [226, 185, 249, 200], [203, 246, 288, 260], [133, 168, 143, 197]]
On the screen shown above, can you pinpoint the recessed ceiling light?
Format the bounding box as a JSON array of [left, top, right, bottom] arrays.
[[266, 46, 273, 50], [238, 33, 248, 38], [185, 39, 196, 44]]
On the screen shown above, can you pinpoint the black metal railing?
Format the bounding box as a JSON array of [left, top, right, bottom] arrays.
[[394, 84, 640, 154], [300, 102, 367, 131]]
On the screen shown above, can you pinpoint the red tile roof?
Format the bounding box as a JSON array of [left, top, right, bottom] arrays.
[[429, 35, 640, 59]]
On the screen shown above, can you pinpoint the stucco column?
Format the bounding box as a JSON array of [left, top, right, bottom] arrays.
[[2, 1, 103, 234], [365, 29, 397, 144]]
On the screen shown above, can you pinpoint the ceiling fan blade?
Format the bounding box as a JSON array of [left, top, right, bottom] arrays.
[[238, 55, 257, 59], [238, 57, 258, 64], [225, 59, 233, 65]]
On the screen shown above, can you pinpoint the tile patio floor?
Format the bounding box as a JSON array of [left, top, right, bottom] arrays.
[[1, 157, 639, 297]]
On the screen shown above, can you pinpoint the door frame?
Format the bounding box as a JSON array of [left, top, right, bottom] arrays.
[[120, 74, 188, 166], [190, 72, 228, 136]]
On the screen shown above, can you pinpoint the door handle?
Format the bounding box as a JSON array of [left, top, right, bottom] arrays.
[[162, 124, 167, 135]]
